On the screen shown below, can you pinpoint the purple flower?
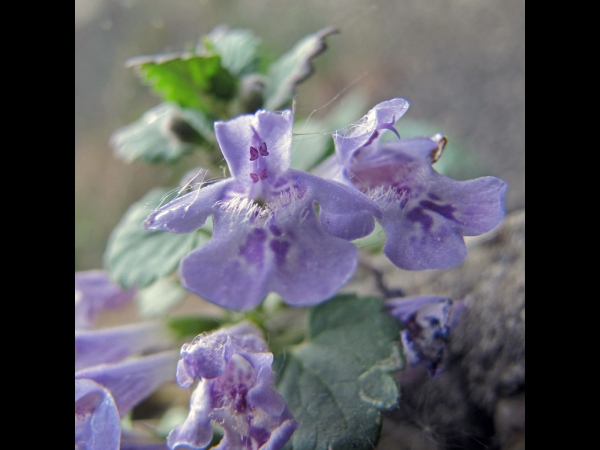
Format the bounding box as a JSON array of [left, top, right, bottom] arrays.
[[144, 109, 380, 310], [317, 98, 507, 270], [76, 351, 179, 449], [76, 378, 121, 450], [75, 270, 136, 330], [386, 296, 465, 377], [168, 323, 299, 450], [75, 321, 171, 371], [75, 271, 177, 449]]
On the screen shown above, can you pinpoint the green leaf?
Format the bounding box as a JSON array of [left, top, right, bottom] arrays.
[[168, 315, 223, 340], [264, 27, 338, 110], [104, 189, 210, 289], [205, 26, 261, 76], [274, 294, 403, 450], [127, 53, 237, 111], [138, 277, 187, 317], [111, 103, 214, 164]]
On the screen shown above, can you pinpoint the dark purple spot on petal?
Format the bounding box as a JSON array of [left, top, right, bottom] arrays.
[[269, 224, 282, 236], [259, 168, 268, 180], [270, 240, 290, 266], [427, 193, 441, 201], [250, 173, 260, 183], [239, 228, 267, 265], [249, 146, 259, 161], [406, 207, 434, 231], [259, 142, 269, 156], [419, 200, 456, 220]]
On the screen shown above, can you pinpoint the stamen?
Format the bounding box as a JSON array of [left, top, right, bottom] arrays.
[[259, 168, 268, 180], [259, 142, 269, 156], [250, 173, 260, 183], [249, 146, 259, 161], [379, 115, 401, 139]]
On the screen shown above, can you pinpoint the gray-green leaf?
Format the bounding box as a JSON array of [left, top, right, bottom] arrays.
[[274, 294, 403, 450], [264, 27, 338, 110], [290, 119, 333, 171], [110, 103, 214, 164], [204, 26, 261, 76], [104, 189, 210, 289], [138, 277, 187, 317]]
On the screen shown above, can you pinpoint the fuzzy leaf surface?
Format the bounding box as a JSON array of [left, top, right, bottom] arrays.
[[104, 189, 209, 289], [205, 27, 261, 76], [264, 27, 338, 110], [111, 103, 213, 164], [138, 277, 187, 317], [274, 294, 403, 450]]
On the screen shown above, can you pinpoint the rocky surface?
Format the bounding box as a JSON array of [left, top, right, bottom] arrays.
[[351, 209, 526, 450]]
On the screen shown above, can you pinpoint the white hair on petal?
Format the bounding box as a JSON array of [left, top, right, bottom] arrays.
[[365, 186, 404, 210]]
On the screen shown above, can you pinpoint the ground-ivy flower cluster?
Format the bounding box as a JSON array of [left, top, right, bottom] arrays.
[[77, 25, 507, 450]]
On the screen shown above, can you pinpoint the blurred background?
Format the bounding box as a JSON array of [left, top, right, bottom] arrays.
[[75, 0, 524, 271]]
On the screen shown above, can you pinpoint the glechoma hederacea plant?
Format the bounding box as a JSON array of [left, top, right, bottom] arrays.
[[76, 25, 506, 450]]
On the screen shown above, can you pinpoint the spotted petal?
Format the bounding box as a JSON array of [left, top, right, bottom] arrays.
[[381, 170, 506, 270], [215, 110, 293, 181], [180, 195, 358, 310], [169, 326, 298, 450]]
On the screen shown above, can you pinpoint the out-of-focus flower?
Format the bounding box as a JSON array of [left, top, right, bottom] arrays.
[[316, 98, 507, 270], [168, 322, 299, 450], [145, 109, 380, 310], [75, 270, 136, 330], [74, 270, 177, 450], [386, 296, 465, 377]]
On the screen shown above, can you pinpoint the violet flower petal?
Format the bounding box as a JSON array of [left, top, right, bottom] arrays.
[[179, 195, 358, 310], [333, 98, 409, 164], [339, 136, 507, 270], [167, 380, 214, 450], [247, 355, 286, 416], [288, 168, 380, 240], [386, 296, 463, 377], [75, 378, 121, 450], [428, 175, 508, 236], [75, 270, 136, 330], [169, 325, 299, 450], [380, 204, 468, 270], [144, 179, 234, 233], [75, 351, 178, 417], [177, 322, 267, 387], [214, 110, 293, 181], [318, 209, 375, 241], [75, 321, 170, 371], [288, 168, 381, 219], [386, 296, 450, 324], [379, 172, 506, 270]]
